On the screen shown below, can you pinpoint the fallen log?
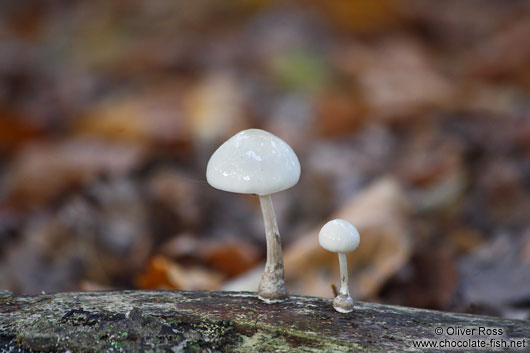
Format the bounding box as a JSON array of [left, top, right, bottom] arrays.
[[1, 290, 528, 352]]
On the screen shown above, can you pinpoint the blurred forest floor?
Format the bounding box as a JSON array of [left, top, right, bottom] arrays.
[[0, 0, 529, 319]]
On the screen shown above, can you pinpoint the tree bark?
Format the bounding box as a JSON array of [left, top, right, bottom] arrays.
[[1, 290, 528, 352]]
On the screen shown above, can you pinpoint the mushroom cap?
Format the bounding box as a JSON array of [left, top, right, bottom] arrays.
[[206, 129, 301, 196], [319, 219, 360, 253]]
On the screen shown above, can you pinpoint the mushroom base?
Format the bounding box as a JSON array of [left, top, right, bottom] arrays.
[[257, 295, 286, 304], [333, 294, 354, 313], [257, 269, 288, 303]]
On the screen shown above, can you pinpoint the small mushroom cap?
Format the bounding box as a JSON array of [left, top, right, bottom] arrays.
[[319, 219, 360, 253], [206, 129, 300, 195]]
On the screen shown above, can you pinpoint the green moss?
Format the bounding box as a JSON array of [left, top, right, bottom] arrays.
[[183, 341, 201, 352], [5, 300, 358, 353], [109, 341, 124, 349]]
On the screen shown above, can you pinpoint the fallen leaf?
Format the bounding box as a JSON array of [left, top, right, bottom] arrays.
[[380, 241, 459, 310], [2, 138, 144, 210], [305, 0, 401, 34], [135, 256, 179, 290], [201, 241, 260, 278], [160, 234, 261, 278], [0, 112, 43, 152], [136, 255, 223, 290], [186, 71, 248, 143], [315, 89, 367, 137], [75, 84, 190, 147], [340, 39, 452, 119], [460, 231, 530, 308]]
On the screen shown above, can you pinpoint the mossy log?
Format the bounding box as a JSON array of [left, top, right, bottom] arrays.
[[1, 290, 528, 352]]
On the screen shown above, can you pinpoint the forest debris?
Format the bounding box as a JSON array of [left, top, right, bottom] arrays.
[[75, 87, 190, 146], [160, 234, 261, 278], [460, 231, 530, 308], [159, 233, 201, 259], [0, 113, 43, 152], [2, 177, 151, 293], [304, 125, 396, 204], [380, 241, 459, 310], [201, 241, 261, 278], [186, 71, 247, 143], [79, 280, 113, 292], [135, 256, 179, 290], [315, 89, 367, 137], [145, 168, 203, 231], [264, 94, 316, 150], [136, 255, 223, 290], [408, 165, 466, 213], [475, 157, 530, 226], [447, 227, 485, 255], [307, 0, 401, 34], [2, 138, 144, 210], [334, 38, 451, 119], [270, 48, 329, 93], [3, 217, 82, 294], [462, 17, 530, 78], [356, 39, 451, 118]]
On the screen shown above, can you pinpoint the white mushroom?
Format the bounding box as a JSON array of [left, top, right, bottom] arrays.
[[207, 129, 300, 303], [319, 219, 360, 313]]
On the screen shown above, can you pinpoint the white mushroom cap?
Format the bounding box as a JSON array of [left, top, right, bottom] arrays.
[[319, 219, 360, 253], [206, 129, 301, 196]]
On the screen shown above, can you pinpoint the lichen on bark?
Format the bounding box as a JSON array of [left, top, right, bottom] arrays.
[[1, 290, 528, 352]]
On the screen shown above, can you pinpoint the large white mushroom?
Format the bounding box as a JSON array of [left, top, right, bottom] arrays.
[[206, 129, 300, 303], [319, 219, 360, 313]]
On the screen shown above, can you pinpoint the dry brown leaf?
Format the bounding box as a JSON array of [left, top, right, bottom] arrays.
[[201, 241, 261, 278], [447, 228, 485, 255], [0, 112, 43, 152], [380, 241, 459, 310], [315, 89, 367, 137], [462, 17, 530, 79], [75, 85, 190, 146], [146, 169, 203, 230], [460, 231, 530, 308], [79, 280, 113, 292], [186, 72, 248, 143], [136, 256, 179, 290], [336, 39, 452, 119], [160, 234, 260, 278], [2, 138, 143, 210], [304, 0, 401, 34], [136, 255, 223, 290]]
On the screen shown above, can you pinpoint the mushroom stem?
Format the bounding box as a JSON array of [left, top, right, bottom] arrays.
[[338, 252, 350, 296], [257, 194, 288, 303], [334, 252, 354, 313]]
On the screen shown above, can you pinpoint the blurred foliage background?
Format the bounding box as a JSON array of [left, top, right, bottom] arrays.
[[0, 0, 529, 319]]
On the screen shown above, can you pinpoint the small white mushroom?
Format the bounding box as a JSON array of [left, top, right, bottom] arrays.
[[207, 129, 300, 303], [319, 219, 360, 313]]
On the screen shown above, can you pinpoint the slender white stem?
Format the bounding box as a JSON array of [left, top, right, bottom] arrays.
[[259, 194, 281, 270], [334, 252, 354, 313], [257, 194, 287, 302], [338, 252, 349, 296]]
